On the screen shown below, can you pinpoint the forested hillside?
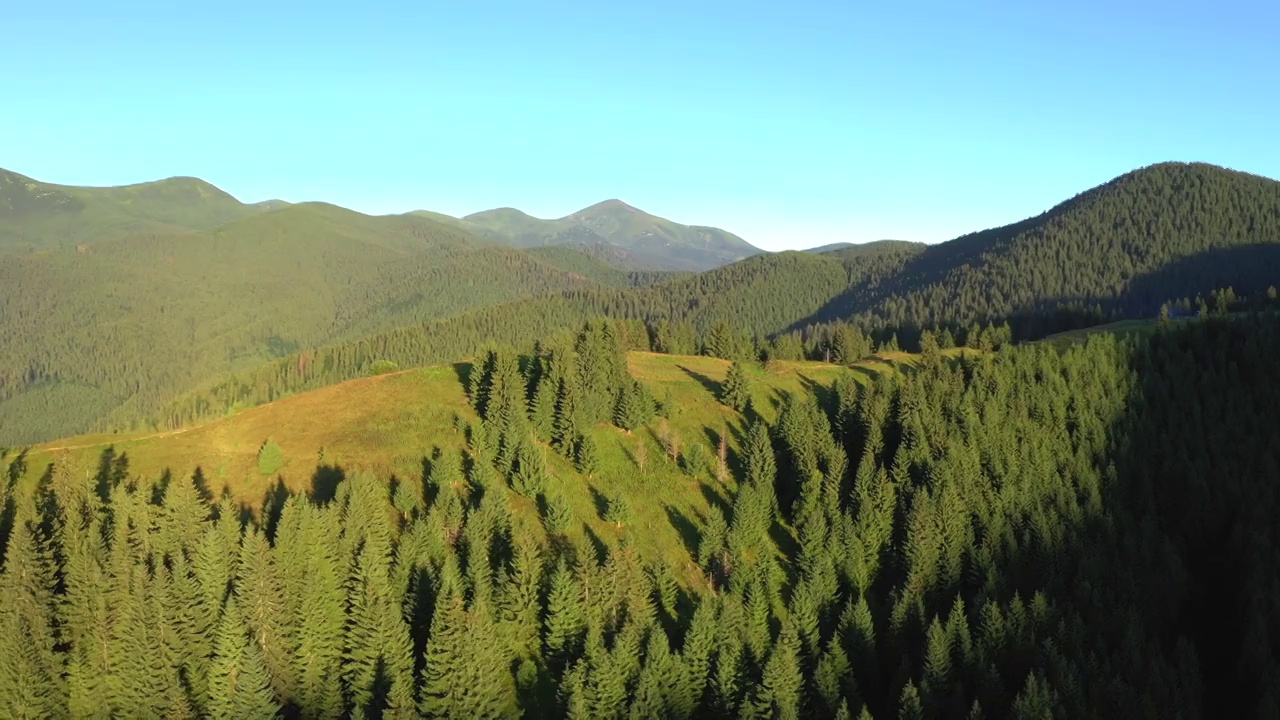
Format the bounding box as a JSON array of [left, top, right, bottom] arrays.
[[2, 314, 1277, 717], [0, 168, 279, 252], [831, 162, 1280, 334], [142, 247, 929, 431], [0, 202, 609, 444], [5, 161, 1280, 448]]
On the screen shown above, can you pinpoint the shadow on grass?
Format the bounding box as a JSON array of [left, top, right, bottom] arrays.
[[664, 504, 702, 562], [581, 522, 608, 565], [311, 463, 345, 504], [587, 485, 609, 521], [678, 365, 723, 398], [450, 361, 475, 395]]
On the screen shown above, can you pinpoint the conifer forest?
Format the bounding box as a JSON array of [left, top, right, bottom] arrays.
[[2, 310, 1279, 718], [2, 158, 1280, 719]]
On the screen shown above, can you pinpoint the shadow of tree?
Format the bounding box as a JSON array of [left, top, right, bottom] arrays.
[[678, 365, 723, 398], [310, 463, 345, 504], [664, 504, 702, 563]]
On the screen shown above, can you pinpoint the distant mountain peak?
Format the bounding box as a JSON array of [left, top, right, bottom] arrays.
[[446, 198, 760, 270]]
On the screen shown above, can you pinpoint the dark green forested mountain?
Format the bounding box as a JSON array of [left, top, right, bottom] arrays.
[[524, 247, 688, 288], [826, 162, 1280, 334], [2, 314, 1278, 718], [803, 240, 923, 257], [414, 199, 761, 271], [0, 168, 285, 252]]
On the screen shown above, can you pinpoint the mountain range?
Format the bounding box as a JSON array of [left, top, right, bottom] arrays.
[[412, 199, 760, 271], [2, 161, 1279, 445]]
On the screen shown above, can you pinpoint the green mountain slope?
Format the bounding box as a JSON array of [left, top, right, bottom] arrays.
[[7, 160, 1280, 447], [148, 161, 1280, 434], [0, 202, 615, 444], [414, 199, 761, 270], [0, 168, 284, 251]]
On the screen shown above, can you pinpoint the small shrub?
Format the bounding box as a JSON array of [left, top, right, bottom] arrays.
[[368, 359, 399, 376], [258, 439, 285, 476]]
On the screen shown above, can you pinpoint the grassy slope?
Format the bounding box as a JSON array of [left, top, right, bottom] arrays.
[[14, 350, 931, 587]]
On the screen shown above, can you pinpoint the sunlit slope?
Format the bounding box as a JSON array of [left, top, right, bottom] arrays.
[[12, 351, 925, 587]]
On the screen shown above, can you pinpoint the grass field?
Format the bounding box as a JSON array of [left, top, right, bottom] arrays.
[[6, 350, 930, 589]]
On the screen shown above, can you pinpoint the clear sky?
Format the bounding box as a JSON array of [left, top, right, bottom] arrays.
[[5, 0, 1278, 250]]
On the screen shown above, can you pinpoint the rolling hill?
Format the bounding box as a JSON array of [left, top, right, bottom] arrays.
[[413, 199, 761, 271], [10, 350, 883, 584], [0, 168, 284, 251], [0, 197, 627, 444]]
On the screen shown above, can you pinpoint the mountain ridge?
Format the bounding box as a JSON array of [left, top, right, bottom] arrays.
[[450, 198, 761, 270]]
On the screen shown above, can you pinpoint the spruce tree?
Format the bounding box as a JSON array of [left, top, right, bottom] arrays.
[[606, 494, 632, 529], [721, 360, 752, 412], [753, 622, 804, 720], [237, 527, 296, 707], [705, 321, 738, 359], [544, 563, 586, 672], [614, 380, 654, 433], [512, 438, 547, 498], [576, 433, 602, 477], [207, 598, 281, 719], [553, 375, 583, 456], [292, 509, 346, 718], [0, 516, 65, 718], [420, 594, 520, 719]]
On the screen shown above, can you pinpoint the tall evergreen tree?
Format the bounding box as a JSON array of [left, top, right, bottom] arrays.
[[0, 514, 65, 718], [207, 598, 281, 719], [721, 360, 752, 412]]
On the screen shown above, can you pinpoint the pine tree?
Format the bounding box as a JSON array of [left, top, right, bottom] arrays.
[[721, 360, 752, 412], [614, 380, 654, 433], [420, 594, 520, 719], [237, 527, 296, 706], [898, 681, 924, 720], [512, 438, 547, 497], [752, 622, 805, 720], [606, 494, 632, 529], [576, 433, 602, 477], [207, 597, 281, 719], [0, 516, 65, 718], [544, 563, 586, 672]]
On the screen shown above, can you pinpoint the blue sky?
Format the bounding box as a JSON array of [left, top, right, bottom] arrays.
[[5, 0, 1278, 250]]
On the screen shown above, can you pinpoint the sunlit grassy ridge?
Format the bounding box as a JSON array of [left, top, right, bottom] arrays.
[[14, 351, 932, 588]]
